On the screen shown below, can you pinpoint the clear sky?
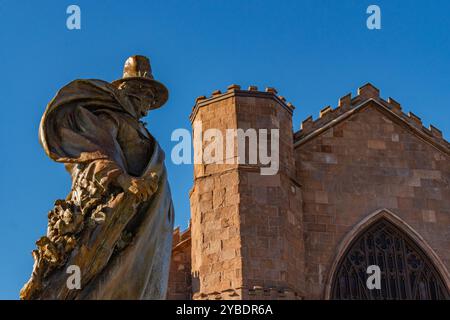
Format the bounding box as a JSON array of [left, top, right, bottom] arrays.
[[0, 0, 449, 299]]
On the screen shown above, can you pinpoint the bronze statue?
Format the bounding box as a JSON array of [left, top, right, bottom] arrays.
[[20, 55, 174, 299]]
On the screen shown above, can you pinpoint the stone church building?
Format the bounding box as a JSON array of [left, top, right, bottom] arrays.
[[166, 83, 450, 300]]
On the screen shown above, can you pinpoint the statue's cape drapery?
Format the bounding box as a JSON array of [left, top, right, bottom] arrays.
[[34, 79, 174, 299], [39, 79, 140, 167]]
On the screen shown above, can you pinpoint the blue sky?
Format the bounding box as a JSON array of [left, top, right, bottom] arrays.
[[0, 0, 449, 299]]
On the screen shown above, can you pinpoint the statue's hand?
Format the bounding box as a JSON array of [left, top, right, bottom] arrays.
[[117, 172, 159, 202]]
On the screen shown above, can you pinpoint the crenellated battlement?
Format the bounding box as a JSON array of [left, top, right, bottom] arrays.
[[190, 84, 295, 122], [172, 225, 191, 250], [247, 286, 303, 300], [294, 83, 450, 152], [192, 286, 303, 300]]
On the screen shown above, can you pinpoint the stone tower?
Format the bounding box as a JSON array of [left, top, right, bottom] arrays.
[[168, 83, 450, 300], [189, 85, 305, 300]]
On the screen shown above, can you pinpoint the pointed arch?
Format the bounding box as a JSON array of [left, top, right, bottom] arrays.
[[324, 209, 450, 299]]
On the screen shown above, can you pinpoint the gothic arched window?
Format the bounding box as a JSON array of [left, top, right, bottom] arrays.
[[331, 218, 450, 300]]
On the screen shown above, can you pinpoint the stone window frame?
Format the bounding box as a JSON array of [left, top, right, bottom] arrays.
[[323, 208, 450, 299]]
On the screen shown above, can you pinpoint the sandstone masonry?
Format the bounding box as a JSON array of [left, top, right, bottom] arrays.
[[167, 83, 450, 300]]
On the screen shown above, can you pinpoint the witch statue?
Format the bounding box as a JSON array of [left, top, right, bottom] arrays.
[[20, 55, 174, 300]]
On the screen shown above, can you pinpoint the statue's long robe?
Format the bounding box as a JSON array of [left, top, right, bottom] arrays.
[[38, 79, 174, 299]]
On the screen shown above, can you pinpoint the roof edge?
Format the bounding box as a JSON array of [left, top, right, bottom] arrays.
[[293, 98, 450, 155]]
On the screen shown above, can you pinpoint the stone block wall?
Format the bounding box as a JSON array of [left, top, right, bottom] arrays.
[[166, 83, 450, 300], [189, 89, 243, 299], [166, 227, 192, 300], [295, 98, 450, 299], [233, 93, 304, 299], [188, 86, 304, 299]]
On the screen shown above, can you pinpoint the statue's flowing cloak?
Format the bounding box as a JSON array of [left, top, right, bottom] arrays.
[[38, 79, 174, 299]]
